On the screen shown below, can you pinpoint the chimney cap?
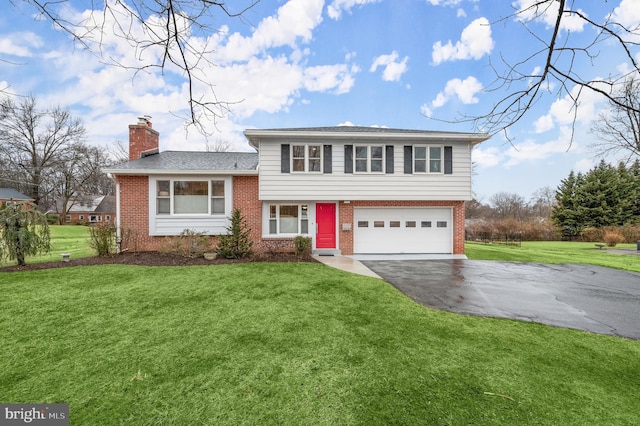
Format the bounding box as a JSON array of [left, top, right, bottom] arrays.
[[138, 115, 152, 124]]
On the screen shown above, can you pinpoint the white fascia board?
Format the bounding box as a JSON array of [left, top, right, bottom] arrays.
[[244, 129, 490, 148], [103, 168, 258, 176]]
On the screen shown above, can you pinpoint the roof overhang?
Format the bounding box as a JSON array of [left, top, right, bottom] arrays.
[[103, 168, 259, 176], [244, 128, 490, 149]]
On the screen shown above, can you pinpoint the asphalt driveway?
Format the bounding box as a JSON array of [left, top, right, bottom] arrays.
[[362, 259, 640, 339]]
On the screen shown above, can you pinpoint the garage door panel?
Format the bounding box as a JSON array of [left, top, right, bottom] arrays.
[[354, 208, 452, 254]]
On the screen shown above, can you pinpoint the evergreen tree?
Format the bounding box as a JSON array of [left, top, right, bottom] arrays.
[[217, 208, 253, 259], [551, 171, 585, 239]]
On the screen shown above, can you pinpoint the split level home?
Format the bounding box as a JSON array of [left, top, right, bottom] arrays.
[[104, 117, 489, 255]]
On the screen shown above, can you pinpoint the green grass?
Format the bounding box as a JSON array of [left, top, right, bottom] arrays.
[[1, 263, 639, 425], [465, 241, 640, 273], [0, 225, 92, 267]]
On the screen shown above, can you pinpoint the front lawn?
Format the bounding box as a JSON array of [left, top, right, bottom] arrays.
[[466, 241, 640, 273], [0, 225, 92, 267], [1, 263, 638, 425]]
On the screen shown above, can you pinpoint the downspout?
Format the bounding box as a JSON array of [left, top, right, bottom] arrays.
[[114, 176, 122, 253]]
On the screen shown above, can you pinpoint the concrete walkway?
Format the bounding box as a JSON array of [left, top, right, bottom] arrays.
[[312, 255, 382, 278]]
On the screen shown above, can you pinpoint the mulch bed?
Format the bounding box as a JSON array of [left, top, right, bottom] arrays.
[[0, 251, 317, 273]]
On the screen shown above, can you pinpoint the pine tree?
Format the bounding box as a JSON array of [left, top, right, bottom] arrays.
[[216, 208, 253, 259], [551, 171, 585, 239]]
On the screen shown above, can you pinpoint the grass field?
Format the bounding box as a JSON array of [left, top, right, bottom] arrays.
[[1, 263, 639, 425], [465, 241, 640, 273], [0, 225, 92, 267]]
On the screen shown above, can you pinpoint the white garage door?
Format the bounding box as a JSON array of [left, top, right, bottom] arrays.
[[353, 207, 452, 254]]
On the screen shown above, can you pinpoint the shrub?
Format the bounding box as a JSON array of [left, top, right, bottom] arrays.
[[293, 236, 312, 255], [217, 208, 253, 259], [604, 231, 625, 247], [89, 223, 117, 256], [0, 201, 50, 266], [162, 229, 211, 258]]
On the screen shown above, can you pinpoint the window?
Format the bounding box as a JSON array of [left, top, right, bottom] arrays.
[[292, 145, 322, 172], [105, 215, 111, 222], [66, 215, 71, 222], [421, 221, 432, 228], [211, 180, 225, 214], [156, 179, 226, 215], [390, 221, 400, 228], [414, 146, 443, 173], [374, 221, 385, 228], [268, 205, 309, 235], [79, 215, 84, 221], [437, 221, 448, 228], [406, 221, 416, 228], [357, 221, 369, 227], [354, 145, 384, 173]]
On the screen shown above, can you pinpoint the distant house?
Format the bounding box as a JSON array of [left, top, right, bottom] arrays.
[[105, 118, 489, 254], [63, 195, 116, 224], [0, 188, 33, 207]]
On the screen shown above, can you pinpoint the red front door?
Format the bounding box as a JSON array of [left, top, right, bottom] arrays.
[[316, 203, 336, 249]]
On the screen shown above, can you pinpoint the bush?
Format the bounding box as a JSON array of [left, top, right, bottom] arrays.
[[89, 223, 117, 256], [217, 208, 253, 259], [604, 231, 625, 247], [293, 236, 312, 255], [161, 229, 211, 258]]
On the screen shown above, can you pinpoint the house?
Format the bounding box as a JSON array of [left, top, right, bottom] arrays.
[[0, 188, 33, 207], [104, 117, 489, 255], [63, 195, 116, 224]]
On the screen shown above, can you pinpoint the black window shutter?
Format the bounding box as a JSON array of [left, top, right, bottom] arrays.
[[281, 144, 290, 173], [323, 145, 332, 174], [404, 146, 413, 174], [444, 146, 453, 175], [344, 145, 353, 174], [385, 145, 394, 174]]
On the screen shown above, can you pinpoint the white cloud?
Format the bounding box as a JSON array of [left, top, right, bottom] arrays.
[[370, 51, 409, 82], [503, 126, 575, 168], [0, 32, 43, 57], [574, 158, 593, 173], [534, 114, 554, 133], [534, 81, 607, 132], [610, 0, 640, 27], [432, 17, 493, 65], [426, 0, 463, 5], [327, 0, 381, 20], [430, 76, 483, 108], [472, 146, 502, 168], [214, 0, 325, 64], [513, 0, 586, 32]]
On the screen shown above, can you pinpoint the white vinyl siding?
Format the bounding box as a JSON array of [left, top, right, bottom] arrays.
[[258, 141, 473, 201], [148, 176, 233, 236]]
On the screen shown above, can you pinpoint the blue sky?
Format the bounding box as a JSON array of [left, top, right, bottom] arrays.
[[1, 0, 639, 202]]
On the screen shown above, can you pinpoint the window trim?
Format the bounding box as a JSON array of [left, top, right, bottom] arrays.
[[353, 144, 385, 174], [291, 144, 323, 173], [413, 145, 444, 174], [267, 204, 310, 236], [155, 178, 228, 216]]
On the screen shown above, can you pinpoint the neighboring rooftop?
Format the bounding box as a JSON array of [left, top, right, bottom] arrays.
[[0, 188, 33, 201]]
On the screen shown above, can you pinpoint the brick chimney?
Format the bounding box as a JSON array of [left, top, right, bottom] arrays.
[[128, 116, 159, 160]]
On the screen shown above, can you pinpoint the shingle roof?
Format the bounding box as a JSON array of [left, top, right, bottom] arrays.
[[0, 188, 33, 200], [255, 126, 477, 134], [105, 151, 259, 174]]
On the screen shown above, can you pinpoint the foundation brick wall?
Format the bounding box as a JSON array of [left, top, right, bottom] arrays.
[[338, 200, 466, 255]]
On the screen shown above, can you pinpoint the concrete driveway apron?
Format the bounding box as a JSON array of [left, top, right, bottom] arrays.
[[362, 259, 640, 339]]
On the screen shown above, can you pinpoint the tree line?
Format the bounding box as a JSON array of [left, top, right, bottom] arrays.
[[0, 95, 117, 220], [552, 160, 640, 240]]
